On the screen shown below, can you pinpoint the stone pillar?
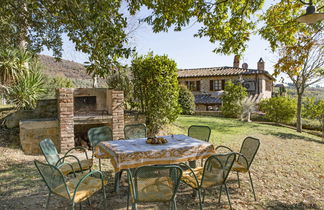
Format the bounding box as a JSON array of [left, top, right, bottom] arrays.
[[57, 88, 74, 152], [111, 90, 124, 140]]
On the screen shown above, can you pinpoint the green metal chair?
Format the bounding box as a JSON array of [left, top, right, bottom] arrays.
[[126, 165, 183, 210], [180, 153, 236, 210], [87, 126, 113, 171], [188, 125, 211, 142], [34, 160, 107, 210], [39, 138, 92, 175], [124, 123, 147, 139], [188, 125, 211, 167], [215, 137, 260, 201]]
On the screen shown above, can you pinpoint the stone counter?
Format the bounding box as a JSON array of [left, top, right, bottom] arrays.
[[20, 119, 59, 155]]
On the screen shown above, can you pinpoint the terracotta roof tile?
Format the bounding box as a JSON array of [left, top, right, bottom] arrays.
[[178, 66, 274, 80]]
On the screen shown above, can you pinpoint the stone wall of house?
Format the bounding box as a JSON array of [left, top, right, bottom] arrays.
[[20, 119, 59, 155]]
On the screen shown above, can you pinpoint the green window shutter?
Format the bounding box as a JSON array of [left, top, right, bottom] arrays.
[[210, 80, 214, 91], [221, 80, 226, 90], [196, 81, 201, 91]]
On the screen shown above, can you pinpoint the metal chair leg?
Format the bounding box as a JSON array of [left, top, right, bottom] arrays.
[[197, 189, 203, 210], [87, 198, 92, 209], [224, 183, 233, 210], [248, 171, 257, 201], [45, 192, 51, 210], [71, 203, 75, 210], [114, 171, 121, 192], [172, 199, 177, 210], [237, 171, 240, 188], [202, 189, 206, 204], [79, 202, 82, 210], [127, 187, 130, 210], [218, 185, 222, 203]]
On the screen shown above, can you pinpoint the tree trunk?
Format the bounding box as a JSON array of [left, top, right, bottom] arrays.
[[296, 94, 303, 132]]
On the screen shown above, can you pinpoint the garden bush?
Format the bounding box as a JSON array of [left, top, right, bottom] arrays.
[[259, 96, 296, 123], [221, 81, 247, 118], [131, 52, 181, 136], [178, 85, 195, 115]]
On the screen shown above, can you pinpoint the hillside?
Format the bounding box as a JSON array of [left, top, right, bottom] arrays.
[[39, 55, 92, 80], [39, 55, 106, 87]]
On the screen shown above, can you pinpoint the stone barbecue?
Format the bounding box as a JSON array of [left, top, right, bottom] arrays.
[[20, 88, 126, 154]]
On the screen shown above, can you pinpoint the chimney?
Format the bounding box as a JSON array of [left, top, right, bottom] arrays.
[[257, 58, 265, 71], [233, 55, 240, 68], [242, 63, 248, 69]]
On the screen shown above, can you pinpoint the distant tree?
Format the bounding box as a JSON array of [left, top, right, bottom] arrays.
[[274, 34, 323, 132], [131, 52, 181, 137], [178, 85, 195, 115], [259, 97, 296, 124], [303, 97, 324, 137], [42, 76, 74, 99], [221, 81, 247, 118]]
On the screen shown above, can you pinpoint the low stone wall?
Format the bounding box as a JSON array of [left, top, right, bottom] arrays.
[[5, 99, 58, 128], [194, 111, 223, 117], [20, 119, 59, 155]]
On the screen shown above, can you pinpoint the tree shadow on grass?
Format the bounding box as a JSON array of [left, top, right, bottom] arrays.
[[0, 161, 129, 210], [266, 200, 321, 210], [269, 131, 324, 145]]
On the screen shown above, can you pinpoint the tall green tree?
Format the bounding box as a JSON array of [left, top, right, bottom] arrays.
[[131, 52, 181, 136], [0, 0, 132, 77]]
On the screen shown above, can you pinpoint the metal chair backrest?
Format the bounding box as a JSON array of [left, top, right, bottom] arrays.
[[201, 153, 236, 188], [128, 165, 182, 203], [124, 124, 147, 139], [238, 137, 260, 169], [87, 126, 113, 147], [39, 138, 60, 166], [34, 160, 68, 195], [188, 125, 211, 142]]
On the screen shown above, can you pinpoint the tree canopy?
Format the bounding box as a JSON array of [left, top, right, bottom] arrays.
[[1, 0, 323, 76]]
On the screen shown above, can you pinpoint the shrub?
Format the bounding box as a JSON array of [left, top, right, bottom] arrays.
[[259, 96, 296, 123], [221, 81, 247, 118], [42, 76, 74, 99], [303, 97, 324, 136], [178, 85, 195, 115], [131, 52, 181, 136]]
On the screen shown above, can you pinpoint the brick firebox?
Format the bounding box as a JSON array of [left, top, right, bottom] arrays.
[[57, 88, 124, 152]]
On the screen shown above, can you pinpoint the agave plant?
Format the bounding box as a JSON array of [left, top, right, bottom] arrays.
[[7, 62, 45, 110], [240, 97, 256, 122], [0, 48, 31, 85]]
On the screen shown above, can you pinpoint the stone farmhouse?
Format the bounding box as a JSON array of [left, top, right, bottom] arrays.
[[178, 56, 275, 111]]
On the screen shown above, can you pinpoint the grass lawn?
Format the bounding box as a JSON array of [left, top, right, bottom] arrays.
[[0, 115, 323, 209]]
